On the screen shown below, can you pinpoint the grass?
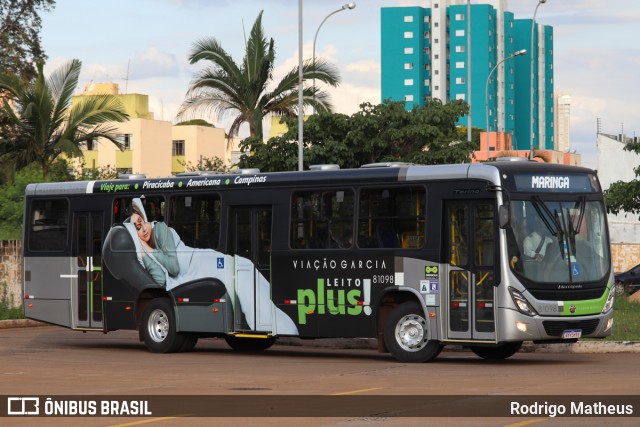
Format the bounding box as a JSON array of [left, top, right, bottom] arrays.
[[598, 293, 640, 341], [0, 283, 23, 320]]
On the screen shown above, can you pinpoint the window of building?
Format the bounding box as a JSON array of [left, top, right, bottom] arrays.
[[404, 47, 414, 54], [404, 63, 413, 70], [116, 134, 132, 150], [169, 194, 221, 249], [80, 138, 95, 151], [424, 31, 430, 38], [424, 79, 430, 86], [404, 31, 413, 39], [404, 79, 414, 86], [456, 93, 466, 100], [456, 45, 465, 53], [357, 186, 426, 249], [423, 47, 430, 55], [424, 16, 430, 24], [455, 29, 465, 37], [424, 64, 431, 71], [455, 62, 465, 69], [434, 54, 439, 60], [116, 168, 132, 176], [455, 13, 465, 21], [434, 69, 439, 75], [28, 199, 69, 252], [434, 38, 439, 44], [404, 15, 414, 23], [456, 77, 465, 84], [290, 190, 354, 249], [434, 22, 439, 27], [434, 85, 439, 91], [172, 140, 185, 156], [404, 95, 414, 102]]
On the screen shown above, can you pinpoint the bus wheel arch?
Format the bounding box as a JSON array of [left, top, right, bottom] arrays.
[[377, 291, 442, 362]]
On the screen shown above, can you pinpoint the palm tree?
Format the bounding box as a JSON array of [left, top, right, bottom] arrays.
[[179, 10, 340, 140], [0, 59, 129, 180]]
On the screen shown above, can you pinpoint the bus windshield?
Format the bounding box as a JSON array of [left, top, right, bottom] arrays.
[[507, 197, 610, 284]]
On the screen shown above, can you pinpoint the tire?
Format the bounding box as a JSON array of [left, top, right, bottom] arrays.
[[470, 341, 523, 360], [383, 302, 443, 363], [224, 336, 276, 351], [141, 298, 185, 353]]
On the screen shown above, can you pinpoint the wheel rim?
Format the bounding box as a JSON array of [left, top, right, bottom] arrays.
[[147, 309, 169, 343], [395, 313, 427, 352]]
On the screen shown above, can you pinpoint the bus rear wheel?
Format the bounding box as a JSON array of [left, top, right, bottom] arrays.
[[225, 336, 276, 351], [384, 302, 442, 363], [141, 298, 185, 353], [470, 342, 523, 360]]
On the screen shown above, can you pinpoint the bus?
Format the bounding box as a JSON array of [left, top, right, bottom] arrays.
[[22, 158, 615, 362]]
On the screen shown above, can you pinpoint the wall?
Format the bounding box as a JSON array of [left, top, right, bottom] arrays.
[[597, 133, 640, 245], [0, 240, 22, 308]]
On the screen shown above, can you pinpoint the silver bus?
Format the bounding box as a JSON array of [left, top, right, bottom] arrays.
[[23, 159, 614, 362]]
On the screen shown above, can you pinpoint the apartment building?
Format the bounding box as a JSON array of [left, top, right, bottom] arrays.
[[70, 83, 241, 178], [381, 0, 554, 151]]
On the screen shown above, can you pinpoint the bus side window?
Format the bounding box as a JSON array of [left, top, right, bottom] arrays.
[[357, 186, 426, 249], [28, 199, 69, 252], [290, 190, 354, 250], [169, 194, 221, 249]]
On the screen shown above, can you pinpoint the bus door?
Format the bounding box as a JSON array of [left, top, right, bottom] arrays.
[[71, 212, 104, 330], [445, 201, 496, 341], [229, 206, 273, 332]]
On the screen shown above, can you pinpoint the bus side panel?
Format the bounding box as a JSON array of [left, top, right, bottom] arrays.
[[271, 252, 396, 338], [23, 256, 72, 327]]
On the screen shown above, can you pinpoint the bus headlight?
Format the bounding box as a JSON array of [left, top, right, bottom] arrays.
[[508, 287, 538, 317], [602, 287, 615, 314]]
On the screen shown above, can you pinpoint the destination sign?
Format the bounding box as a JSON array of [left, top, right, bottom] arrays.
[[513, 173, 596, 193]]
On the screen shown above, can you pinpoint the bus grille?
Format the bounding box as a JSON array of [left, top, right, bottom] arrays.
[[542, 319, 600, 337], [528, 287, 606, 301]]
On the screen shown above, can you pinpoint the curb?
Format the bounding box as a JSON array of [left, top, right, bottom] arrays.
[[3, 320, 640, 353], [0, 319, 47, 329]]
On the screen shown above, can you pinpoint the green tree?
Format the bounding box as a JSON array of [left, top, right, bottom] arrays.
[[179, 10, 340, 140], [180, 156, 230, 173], [0, 59, 129, 180], [0, 0, 56, 184], [238, 100, 476, 171], [0, 0, 55, 83], [604, 141, 640, 217]]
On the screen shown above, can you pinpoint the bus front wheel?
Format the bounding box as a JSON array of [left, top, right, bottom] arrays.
[[470, 342, 523, 360], [141, 298, 185, 353], [383, 302, 443, 363]]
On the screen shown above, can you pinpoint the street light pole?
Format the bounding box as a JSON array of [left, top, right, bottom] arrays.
[[298, 0, 304, 171], [486, 49, 527, 160], [530, 0, 547, 159], [312, 3, 356, 114]]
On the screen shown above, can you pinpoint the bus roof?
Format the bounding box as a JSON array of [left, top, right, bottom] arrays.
[[24, 160, 596, 197]]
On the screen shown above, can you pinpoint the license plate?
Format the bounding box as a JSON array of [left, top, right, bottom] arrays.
[[562, 329, 582, 339]]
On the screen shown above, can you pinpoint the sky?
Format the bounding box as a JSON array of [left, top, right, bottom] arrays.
[[40, 0, 640, 168]]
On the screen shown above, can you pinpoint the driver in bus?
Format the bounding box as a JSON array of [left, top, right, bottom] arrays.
[[523, 220, 553, 261]]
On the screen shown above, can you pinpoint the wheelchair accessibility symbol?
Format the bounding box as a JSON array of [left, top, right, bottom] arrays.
[[217, 258, 224, 269], [571, 263, 580, 277]]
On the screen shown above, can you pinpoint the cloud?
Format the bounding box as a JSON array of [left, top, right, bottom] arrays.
[[129, 47, 180, 80], [346, 60, 381, 74]]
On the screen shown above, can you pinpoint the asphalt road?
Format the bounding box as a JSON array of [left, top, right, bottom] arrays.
[[1, 326, 639, 427]]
